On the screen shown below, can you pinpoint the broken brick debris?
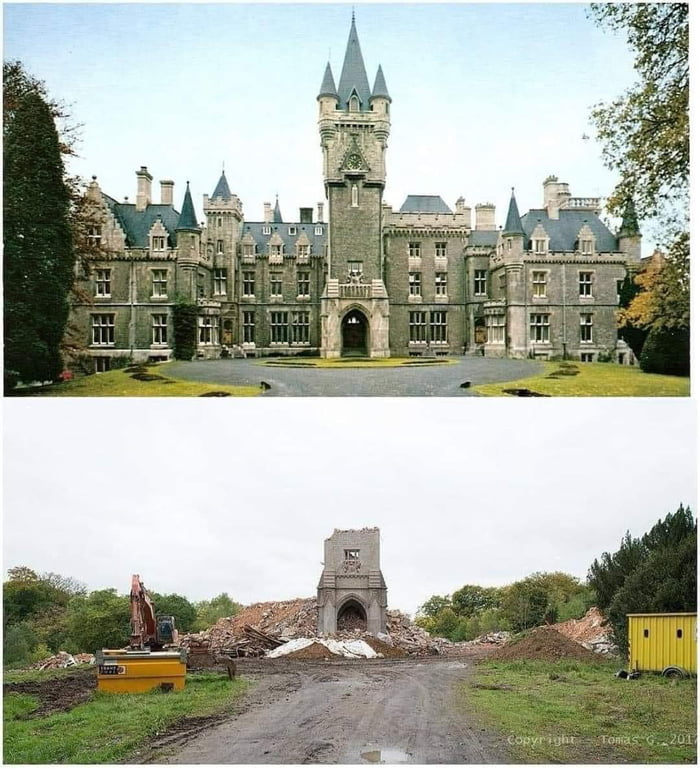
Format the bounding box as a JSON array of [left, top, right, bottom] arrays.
[[548, 606, 618, 656]]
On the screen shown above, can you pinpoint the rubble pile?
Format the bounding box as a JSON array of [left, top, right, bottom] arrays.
[[550, 607, 618, 656], [182, 600, 461, 658], [33, 652, 95, 670], [489, 626, 601, 663]]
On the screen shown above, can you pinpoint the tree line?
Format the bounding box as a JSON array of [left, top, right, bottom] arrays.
[[3, 567, 240, 668], [416, 504, 696, 651]]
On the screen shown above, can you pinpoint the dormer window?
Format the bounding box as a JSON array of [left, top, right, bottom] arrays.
[[152, 235, 166, 251], [314, 225, 323, 236], [580, 239, 594, 255], [270, 244, 282, 257], [263, 225, 271, 235], [298, 244, 310, 259], [288, 226, 297, 236], [534, 239, 547, 255], [349, 94, 360, 112], [243, 243, 255, 258]]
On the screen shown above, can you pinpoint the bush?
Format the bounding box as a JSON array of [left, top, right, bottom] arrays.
[[639, 327, 690, 376], [173, 301, 198, 360], [3, 623, 38, 665]]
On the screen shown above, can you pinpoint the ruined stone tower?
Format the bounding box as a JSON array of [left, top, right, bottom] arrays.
[[317, 527, 388, 634], [318, 15, 391, 357]]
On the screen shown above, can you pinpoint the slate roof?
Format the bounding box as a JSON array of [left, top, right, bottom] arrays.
[[242, 221, 327, 255], [503, 191, 525, 235], [521, 209, 619, 252], [177, 183, 200, 230], [469, 230, 499, 247], [318, 62, 338, 99], [211, 171, 232, 201], [103, 194, 180, 248], [399, 195, 452, 214], [371, 65, 390, 100], [337, 16, 372, 110], [273, 198, 283, 223]]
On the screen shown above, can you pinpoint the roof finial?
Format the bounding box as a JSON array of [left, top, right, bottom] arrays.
[[222, 160, 225, 172], [352, 6, 355, 22]]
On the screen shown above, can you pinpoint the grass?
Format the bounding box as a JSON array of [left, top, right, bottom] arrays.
[[259, 356, 456, 368], [3, 670, 248, 764], [473, 361, 690, 397], [12, 364, 260, 397], [461, 659, 697, 763]]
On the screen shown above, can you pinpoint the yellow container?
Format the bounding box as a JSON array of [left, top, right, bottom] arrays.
[[96, 649, 187, 693], [627, 613, 696, 674]]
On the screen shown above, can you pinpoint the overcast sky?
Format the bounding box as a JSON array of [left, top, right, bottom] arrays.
[[4, 400, 696, 615], [3, 2, 654, 250]]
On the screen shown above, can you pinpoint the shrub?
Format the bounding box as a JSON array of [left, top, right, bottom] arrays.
[[173, 301, 198, 360], [639, 327, 690, 376]]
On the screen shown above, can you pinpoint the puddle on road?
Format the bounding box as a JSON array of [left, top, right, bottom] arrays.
[[360, 748, 411, 763]]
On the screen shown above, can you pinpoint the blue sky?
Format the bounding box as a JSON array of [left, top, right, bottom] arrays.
[[4, 3, 642, 242]]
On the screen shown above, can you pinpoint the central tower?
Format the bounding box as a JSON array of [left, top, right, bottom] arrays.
[[318, 15, 392, 357]]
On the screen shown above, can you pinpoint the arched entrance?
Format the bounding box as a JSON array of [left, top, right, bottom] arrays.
[[337, 598, 367, 631], [341, 309, 368, 356]]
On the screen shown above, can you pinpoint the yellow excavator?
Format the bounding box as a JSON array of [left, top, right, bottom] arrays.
[[96, 575, 187, 693]]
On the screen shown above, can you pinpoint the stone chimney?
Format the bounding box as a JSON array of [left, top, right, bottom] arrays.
[[317, 202, 324, 223], [543, 175, 570, 220], [455, 196, 465, 213], [475, 203, 496, 231], [160, 180, 174, 206], [263, 202, 272, 223], [136, 166, 153, 211]]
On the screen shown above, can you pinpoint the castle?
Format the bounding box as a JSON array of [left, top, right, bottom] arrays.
[[71, 16, 641, 372]]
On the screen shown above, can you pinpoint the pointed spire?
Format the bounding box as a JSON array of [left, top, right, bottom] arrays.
[[371, 65, 391, 101], [337, 14, 371, 110], [619, 197, 640, 236], [503, 188, 525, 235], [318, 61, 338, 99], [273, 196, 283, 224], [211, 170, 232, 201], [177, 182, 200, 230]]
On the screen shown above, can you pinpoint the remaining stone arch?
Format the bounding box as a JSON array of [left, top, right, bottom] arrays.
[[336, 596, 368, 631]]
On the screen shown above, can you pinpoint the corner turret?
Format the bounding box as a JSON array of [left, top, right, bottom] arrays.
[[618, 197, 641, 262]]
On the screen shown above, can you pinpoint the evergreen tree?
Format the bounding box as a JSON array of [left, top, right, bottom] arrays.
[[3, 61, 74, 388]]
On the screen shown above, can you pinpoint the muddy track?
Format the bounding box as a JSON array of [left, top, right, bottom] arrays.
[[154, 656, 506, 764]]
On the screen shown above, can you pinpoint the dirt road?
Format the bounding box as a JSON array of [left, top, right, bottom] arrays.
[[158, 656, 506, 764]]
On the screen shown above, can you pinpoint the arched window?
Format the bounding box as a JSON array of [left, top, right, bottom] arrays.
[[349, 94, 360, 112]]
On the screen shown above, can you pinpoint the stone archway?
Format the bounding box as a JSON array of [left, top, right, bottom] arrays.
[[341, 309, 368, 356], [337, 598, 367, 631]]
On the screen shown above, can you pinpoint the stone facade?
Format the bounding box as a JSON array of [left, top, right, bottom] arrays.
[[68, 18, 642, 372], [317, 528, 387, 635]]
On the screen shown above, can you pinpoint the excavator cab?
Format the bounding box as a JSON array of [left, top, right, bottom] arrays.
[[156, 615, 178, 647]]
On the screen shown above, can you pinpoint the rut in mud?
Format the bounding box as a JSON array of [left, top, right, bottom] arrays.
[[156, 656, 506, 765], [3, 669, 96, 717]]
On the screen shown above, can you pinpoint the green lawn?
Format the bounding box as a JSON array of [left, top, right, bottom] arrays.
[[11, 364, 260, 397], [259, 356, 456, 368], [462, 659, 697, 763], [3, 670, 248, 764], [473, 362, 690, 397]]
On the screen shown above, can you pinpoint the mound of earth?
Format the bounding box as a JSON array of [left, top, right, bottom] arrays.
[[549, 607, 617, 655], [285, 642, 342, 660], [488, 627, 601, 663], [4, 668, 96, 717]]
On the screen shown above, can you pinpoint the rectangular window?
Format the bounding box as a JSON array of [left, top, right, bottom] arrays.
[[243, 271, 255, 297], [91, 313, 115, 346], [580, 313, 593, 343], [288, 226, 297, 236], [263, 225, 271, 235], [216, 239, 224, 254], [580, 239, 593, 255], [243, 311, 255, 343], [530, 313, 550, 343], [579, 271, 593, 297], [87, 225, 102, 248], [270, 244, 282, 258], [408, 242, 421, 258], [270, 311, 288, 343], [291, 311, 310, 343], [474, 269, 487, 296], [486, 315, 505, 344], [213, 268, 227, 296], [298, 244, 310, 259], [348, 261, 363, 277], [435, 242, 447, 258], [94, 356, 110, 373], [409, 272, 422, 296], [243, 243, 254, 258], [409, 311, 427, 343], [297, 271, 310, 297], [430, 310, 448, 343], [580, 352, 594, 362], [152, 236, 166, 251], [532, 270, 547, 298], [435, 272, 447, 296], [314, 225, 323, 236], [270, 273, 283, 297], [198, 316, 219, 345], [152, 269, 168, 298], [344, 549, 360, 561], [152, 314, 168, 345], [95, 268, 111, 297], [534, 238, 547, 254]]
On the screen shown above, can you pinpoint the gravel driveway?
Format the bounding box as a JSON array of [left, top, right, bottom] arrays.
[[164, 357, 542, 397], [157, 657, 507, 764]]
